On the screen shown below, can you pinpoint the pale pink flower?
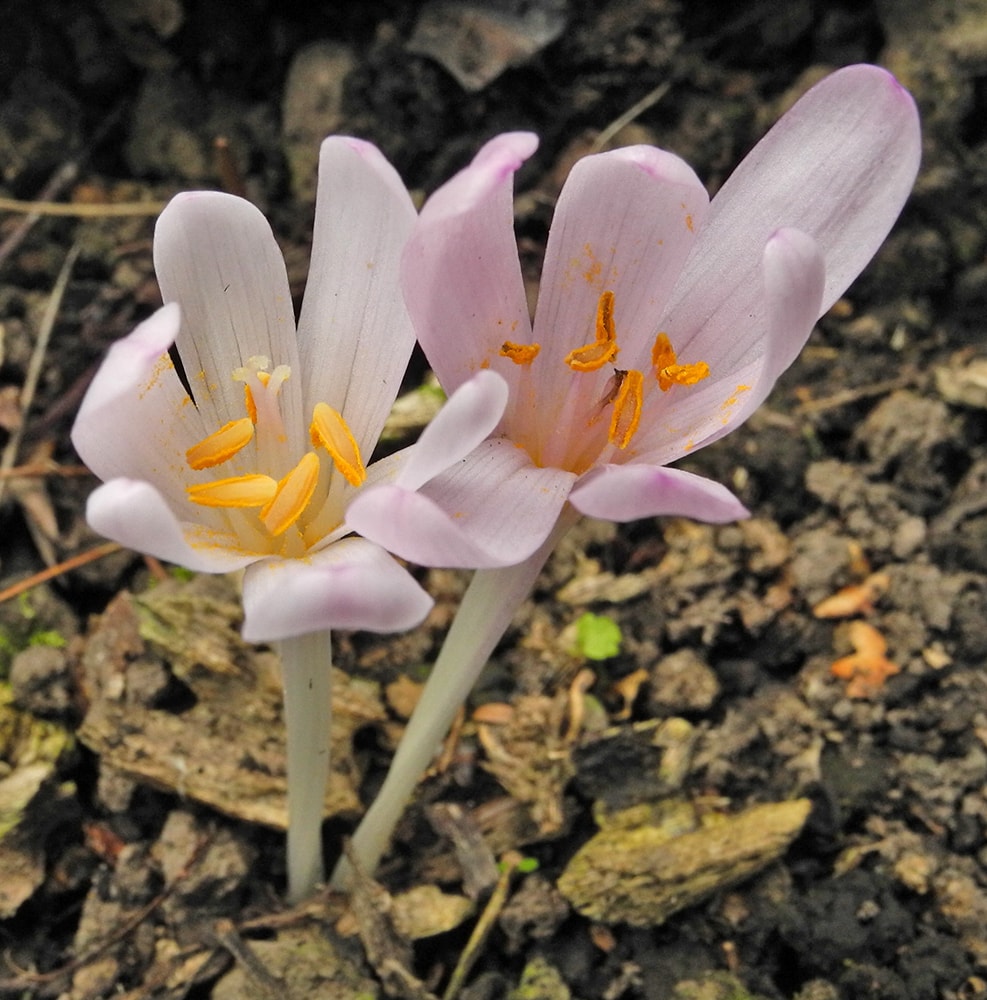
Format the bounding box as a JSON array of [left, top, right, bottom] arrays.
[[348, 65, 922, 567], [335, 64, 922, 884], [71, 137, 482, 644]]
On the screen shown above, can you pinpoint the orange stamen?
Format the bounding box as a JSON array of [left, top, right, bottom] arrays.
[[185, 417, 255, 470], [499, 341, 541, 365], [651, 332, 710, 391], [310, 402, 366, 486], [566, 290, 619, 372], [608, 369, 643, 448], [259, 451, 321, 536], [187, 473, 277, 508]]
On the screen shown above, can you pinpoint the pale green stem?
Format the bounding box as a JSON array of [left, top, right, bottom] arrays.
[[331, 508, 578, 888], [278, 629, 332, 902]]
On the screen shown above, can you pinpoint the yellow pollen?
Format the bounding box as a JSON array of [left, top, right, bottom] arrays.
[[185, 417, 254, 470], [566, 290, 619, 372], [187, 473, 278, 508], [310, 402, 366, 486], [651, 332, 710, 392], [608, 369, 643, 448], [244, 384, 257, 423], [499, 341, 541, 365], [259, 451, 321, 536]]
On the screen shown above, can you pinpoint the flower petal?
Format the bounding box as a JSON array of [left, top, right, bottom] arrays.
[[153, 192, 303, 440], [296, 137, 418, 453], [71, 304, 209, 512], [631, 228, 825, 464], [665, 64, 920, 361], [396, 370, 509, 490], [86, 478, 258, 572], [534, 145, 708, 368], [240, 537, 433, 642], [347, 439, 576, 568], [569, 464, 749, 524], [403, 133, 537, 395]]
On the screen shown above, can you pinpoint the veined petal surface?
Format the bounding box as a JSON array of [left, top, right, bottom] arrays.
[[154, 192, 304, 443], [240, 537, 433, 642], [297, 137, 418, 452], [348, 439, 575, 568], [402, 133, 537, 394], [71, 304, 208, 514], [86, 479, 257, 573], [664, 64, 920, 362]]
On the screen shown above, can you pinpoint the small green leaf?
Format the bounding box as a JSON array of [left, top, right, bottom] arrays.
[[575, 612, 622, 660]]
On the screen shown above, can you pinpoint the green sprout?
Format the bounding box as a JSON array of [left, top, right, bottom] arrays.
[[574, 612, 622, 660]]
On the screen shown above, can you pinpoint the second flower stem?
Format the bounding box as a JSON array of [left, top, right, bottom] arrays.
[[331, 509, 577, 888]]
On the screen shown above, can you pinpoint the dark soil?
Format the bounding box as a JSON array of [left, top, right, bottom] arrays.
[[2, 1, 987, 998]]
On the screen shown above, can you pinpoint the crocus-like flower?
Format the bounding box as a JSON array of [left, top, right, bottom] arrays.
[[348, 65, 921, 566], [72, 138, 435, 644], [70, 136, 501, 902], [335, 64, 921, 884]]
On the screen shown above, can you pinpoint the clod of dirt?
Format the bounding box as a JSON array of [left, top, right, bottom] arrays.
[[558, 797, 811, 927]]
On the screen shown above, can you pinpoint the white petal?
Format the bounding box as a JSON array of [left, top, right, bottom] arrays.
[[240, 538, 433, 641], [296, 137, 418, 453], [71, 304, 209, 513], [153, 192, 304, 440], [86, 478, 258, 572]]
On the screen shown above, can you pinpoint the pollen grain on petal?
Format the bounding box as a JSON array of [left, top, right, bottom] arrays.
[[608, 369, 643, 449], [499, 341, 541, 365], [187, 473, 278, 508], [310, 402, 366, 486], [259, 451, 321, 536], [185, 417, 255, 470]]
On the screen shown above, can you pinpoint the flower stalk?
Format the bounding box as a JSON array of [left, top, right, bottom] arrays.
[[279, 629, 332, 902], [331, 508, 578, 888]]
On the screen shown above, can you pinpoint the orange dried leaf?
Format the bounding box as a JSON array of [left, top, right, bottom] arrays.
[[813, 572, 890, 619], [830, 621, 899, 697]]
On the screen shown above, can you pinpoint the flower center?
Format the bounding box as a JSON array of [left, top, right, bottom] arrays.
[[500, 290, 709, 472], [183, 356, 365, 556]]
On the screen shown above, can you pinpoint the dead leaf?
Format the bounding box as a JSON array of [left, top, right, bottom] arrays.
[[830, 620, 900, 697], [813, 572, 890, 618]]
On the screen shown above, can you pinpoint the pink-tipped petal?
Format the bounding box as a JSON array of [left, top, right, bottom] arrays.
[[240, 538, 433, 642], [297, 137, 418, 452], [71, 304, 208, 512], [348, 439, 575, 568], [666, 64, 920, 360], [403, 133, 537, 394], [396, 371, 509, 490], [86, 478, 258, 573], [569, 464, 749, 524], [154, 192, 303, 438]]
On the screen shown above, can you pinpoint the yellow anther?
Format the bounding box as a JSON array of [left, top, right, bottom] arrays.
[[651, 332, 710, 392], [259, 451, 321, 536], [310, 402, 366, 487], [566, 290, 619, 372], [499, 341, 541, 365], [608, 369, 643, 448], [185, 417, 255, 470], [187, 473, 278, 508]]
